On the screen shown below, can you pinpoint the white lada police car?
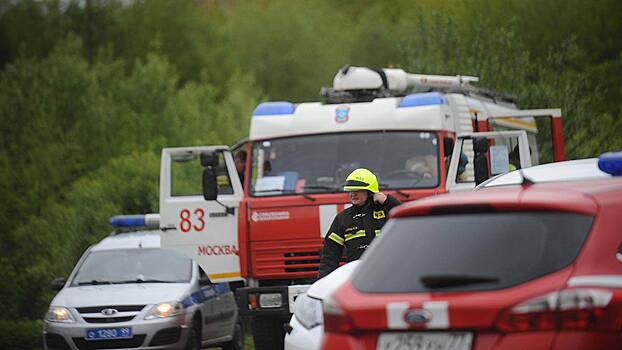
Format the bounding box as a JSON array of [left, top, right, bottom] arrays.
[[43, 214, 243, 350]]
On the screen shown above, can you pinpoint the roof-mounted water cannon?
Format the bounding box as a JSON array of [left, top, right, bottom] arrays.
[[405, 73, 479, 89], [331, 66, 410, 91], [322, 65, 479, 104]]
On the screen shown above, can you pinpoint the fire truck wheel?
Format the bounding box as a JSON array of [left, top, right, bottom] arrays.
[[251, 315, 286, 350]]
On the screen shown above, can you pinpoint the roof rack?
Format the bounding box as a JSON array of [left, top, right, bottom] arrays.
[[320, 65, 516, 105]]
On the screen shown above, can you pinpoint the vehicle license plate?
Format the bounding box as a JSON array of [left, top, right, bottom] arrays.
[[85, 327, 132, 340], [377, 332, 472, 350]]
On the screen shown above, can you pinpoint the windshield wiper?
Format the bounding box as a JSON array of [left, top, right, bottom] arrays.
[[253, 189, 284, 193], [379, 183, 410, 198], [115, 278, 175, 284], [77, 280, 113, 286], [302, 185, 340, 193], [420, 274, 499, 289], [253, 188, 316, 201]]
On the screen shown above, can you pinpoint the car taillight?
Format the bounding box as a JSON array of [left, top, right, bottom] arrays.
[[496, 288, 615, 332], [323, 296, 355, 333]]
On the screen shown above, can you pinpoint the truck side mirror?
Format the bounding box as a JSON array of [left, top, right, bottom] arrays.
[[443, 138, 454, 158], [200, 151, 219, 167], [472, 137, 489, 153], [202, 167, 218, 201], [50, 277, 66, 291], [472, 137, 490, 185]]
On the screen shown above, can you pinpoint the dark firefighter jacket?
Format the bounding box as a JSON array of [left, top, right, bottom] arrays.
[[318, 194, 402, 279]]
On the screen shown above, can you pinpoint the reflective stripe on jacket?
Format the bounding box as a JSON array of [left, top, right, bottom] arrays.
[[318, 194, 401, 279]]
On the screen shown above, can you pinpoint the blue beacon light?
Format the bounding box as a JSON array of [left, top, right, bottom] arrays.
[[598, 152, 622, 176], [399, 92, 447, 108], [252, 101, 295, 116], [110, 215, 146, 228]]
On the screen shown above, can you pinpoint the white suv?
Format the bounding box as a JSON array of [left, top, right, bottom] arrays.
[[43, 214, 243, 350]]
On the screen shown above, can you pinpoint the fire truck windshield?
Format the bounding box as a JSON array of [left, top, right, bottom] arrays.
[[250, 131, 439, 196]]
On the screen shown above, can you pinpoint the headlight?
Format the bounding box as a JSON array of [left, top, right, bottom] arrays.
[[144, 302, 184, 320], [259, 293, 283, 308], [45, 307, 75, 323], [293, 293, 323, 329]]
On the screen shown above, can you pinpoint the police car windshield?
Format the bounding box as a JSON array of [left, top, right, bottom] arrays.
[[71, 248, 192, 286], [250, 131, 439, 196]]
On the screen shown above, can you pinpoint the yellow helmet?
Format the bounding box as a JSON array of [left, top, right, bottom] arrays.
[[343, 168, 379, 193]]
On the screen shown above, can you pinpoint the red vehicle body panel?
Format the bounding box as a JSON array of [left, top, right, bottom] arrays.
[[243, 189, 438, 279], [237, 130, 454, 280], [322, 178, 622, 350]]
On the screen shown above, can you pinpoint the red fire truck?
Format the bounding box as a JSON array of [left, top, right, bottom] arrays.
[[157, 66, 565, 349]]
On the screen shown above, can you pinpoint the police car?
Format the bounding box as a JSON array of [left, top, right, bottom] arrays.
[[43, 214, 243, 350], [475, 156, 612, 189], [284, 261, 360, 350]]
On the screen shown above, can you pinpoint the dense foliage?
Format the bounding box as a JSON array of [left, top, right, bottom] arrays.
[[0, 0, 620, 348]]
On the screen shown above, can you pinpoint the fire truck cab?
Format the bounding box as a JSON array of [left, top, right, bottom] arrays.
[[158, 66, 565, 349]]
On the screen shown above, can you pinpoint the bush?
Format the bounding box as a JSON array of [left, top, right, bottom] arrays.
[[0, 318, 43, 350], [0, 36, 261, 320]]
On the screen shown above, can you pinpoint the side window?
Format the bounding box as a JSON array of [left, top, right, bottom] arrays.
[[170, 151, 234, 197], [489, 117, 547, 165], [171, 152, 203, 196], [213, 152, 234, 195], [456, 139, 475, 183], [452, 134, 528, 186]]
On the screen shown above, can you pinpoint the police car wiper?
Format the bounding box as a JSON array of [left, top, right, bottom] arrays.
[[420, 274, 499, 289], [115, 278, 175, 284], [77, 280, 113, 285]]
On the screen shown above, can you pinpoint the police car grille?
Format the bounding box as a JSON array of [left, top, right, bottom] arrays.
[[83, 316, 135, 323], [72, 335, 145, 349], [76, 305, 145, 313], [149, 327, 181, 346], [45, 333, 71, 350]]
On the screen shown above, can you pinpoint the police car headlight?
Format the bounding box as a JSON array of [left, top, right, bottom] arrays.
[[293, 293, 323, 329], [144, 302, 184, 320], [45, 307, 75, 323]]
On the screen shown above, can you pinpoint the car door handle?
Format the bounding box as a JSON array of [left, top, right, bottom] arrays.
[[161, 225, 176, 231]]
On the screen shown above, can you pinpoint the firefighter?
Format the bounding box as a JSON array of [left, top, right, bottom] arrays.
[[318, 168, 402, 279]]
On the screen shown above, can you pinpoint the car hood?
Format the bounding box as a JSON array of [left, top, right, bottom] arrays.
[[51, 283, 191, 307], [307, 261, 360, 300]]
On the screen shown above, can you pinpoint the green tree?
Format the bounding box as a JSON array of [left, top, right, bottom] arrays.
[[0, 36, 260, 320]]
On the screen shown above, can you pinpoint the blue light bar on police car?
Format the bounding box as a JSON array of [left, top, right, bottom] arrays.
[[598, 152, 622, 176], [253, 102, 295, 116], [399, 92, 447, 108], [110, 214, 160, 229]]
